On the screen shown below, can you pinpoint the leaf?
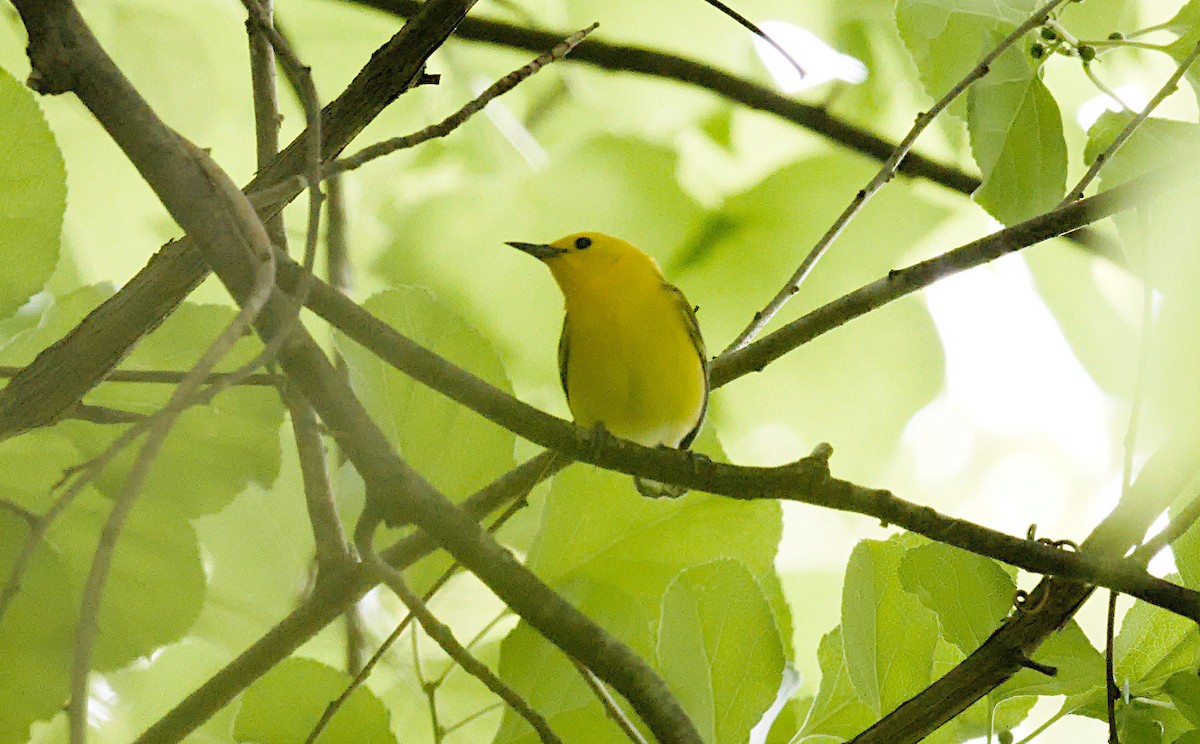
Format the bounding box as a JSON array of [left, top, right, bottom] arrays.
[[1121, 703, 1167, 744], [493, 576, 655, 744], [0, 285, 111, 366], [58, 302, 284, 519], [685, 155, 949, 483], [1166, 672, 1200, 728], [0, 64, 64, 319], [49, 492, 206, 671], [335, 287, 516, 499], [898, 542, 1015, 653], [0, 515, 76, 742], [1115, 597, 1200, 694], [524, 431, 781, 617], [1162, 0, 1200, 101], [1086, 118, 1200, 447], [895, 0, 1038, 115], [1084, 113, 1200, 187], [967, 41, 1066, 224], [496, 431, 787, 741], [796, 627, 876, 740], [658, 560, 787, 744], [998, 620, 1105, 698], [841, 537, 939, 715], [233, 657, 396, 744], [1024, 240, 1140, 396]]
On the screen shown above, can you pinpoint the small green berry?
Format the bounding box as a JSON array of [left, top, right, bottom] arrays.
[[998, 732, 1014, 744], [1031, 42, 1046, 59], [1040, 26, 1058, 41], [1108, 31, 1124, 40], [1079, 44, 1096, 61]]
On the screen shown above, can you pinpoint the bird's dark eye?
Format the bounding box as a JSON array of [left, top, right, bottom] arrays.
[[574, 236, 592, 250]]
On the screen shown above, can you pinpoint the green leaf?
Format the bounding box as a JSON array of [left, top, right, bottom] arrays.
[[1, 295, 284, 518], [1176, 732, 1200, 744], [49, 492, 206, 671], [524, 432, 780, 616], [494, 576, 655, 744], [336, 287, 516, 499], [966, 42, 1066, 224], [898, 542, 1015, 653], [0, 514, 76, 742], [0, 64, 64, 319], [1116, 597, 1200, 694], [1084, 113, 1200, 187], [1024, 240, 1140, 396], [684, 155, 949, 483], [0, 424, 206, 733], [0, 285, 110, 366], [1166, 672, 1200, 728], [233, 657, 396, 744], [999, 620, 1105, 699], [497, 431, 786, 741], [658, 560, 786, 744], [841, 537, 939, 715], [58, 302, 284, 519], [926, 639, 1035, 743], [1162, 0, 1200, 101], [796, 627, 876, 740], [0, 428, 87, 513], [895, 0, 1037, 114], [1121, 702, 1167, 744]]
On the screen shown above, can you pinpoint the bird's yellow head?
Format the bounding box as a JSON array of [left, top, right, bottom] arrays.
[[506, 232, 665, 298]]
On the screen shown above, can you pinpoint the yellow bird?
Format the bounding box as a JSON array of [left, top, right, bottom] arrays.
[[507, 232, 708, 497]]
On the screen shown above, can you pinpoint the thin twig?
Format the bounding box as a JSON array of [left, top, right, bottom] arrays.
[[431, 609, 513, 687], [306, 476, 534, 743], [67, 216, 279, 744], [442, 702, 503, 736], [1106, 590, 1120, 744], [413, 616, 442, 742], [1098, 210, 1155, 744], [325, 23, 597, 176], [1065, 40, 1200, 202], [698, 0, 804, 77], [239, 0, 324, 281], [1132, 492, 1200, 564], [0, 498, 35, 525], [711, 164, 1183, 387], [571, 658, 650, 744], [719, 0, 1071, 355], [285, 386, 353, 567], [1, 366, 283, 387], [354, 515, 562, 744], [245, 0, 287, 248]]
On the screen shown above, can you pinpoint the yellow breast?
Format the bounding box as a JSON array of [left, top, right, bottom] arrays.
[[562, 282, 707, 447]]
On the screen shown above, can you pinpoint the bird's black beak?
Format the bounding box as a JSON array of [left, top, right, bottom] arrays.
[[506, 241, 565, 260]]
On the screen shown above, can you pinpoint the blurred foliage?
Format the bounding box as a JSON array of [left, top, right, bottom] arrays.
[[4, 0, 1200, 742]]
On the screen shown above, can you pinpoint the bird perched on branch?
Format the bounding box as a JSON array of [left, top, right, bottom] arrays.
[[507, 232, 708, 497]]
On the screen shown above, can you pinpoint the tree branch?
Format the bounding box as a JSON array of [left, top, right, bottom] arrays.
[[0, 0, 469, 440], [850, 440, 1199, 742], [136, 450, 567, 743], [722, 0, 1071, 353], [349, 0, 1118, 262], [11, 2, 702, 742], [355, 513, 562, 744]]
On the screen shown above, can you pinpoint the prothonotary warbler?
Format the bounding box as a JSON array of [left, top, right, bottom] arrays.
[[506, 232, 708, 498]]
